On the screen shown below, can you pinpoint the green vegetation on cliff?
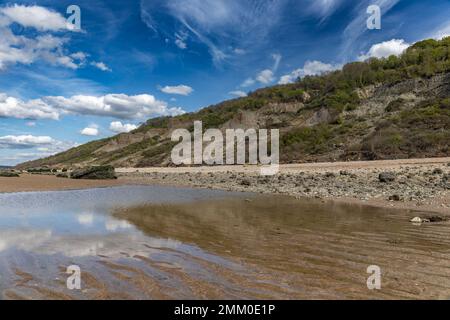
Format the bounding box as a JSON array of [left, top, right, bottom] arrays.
[[17, 37, 450, 169]]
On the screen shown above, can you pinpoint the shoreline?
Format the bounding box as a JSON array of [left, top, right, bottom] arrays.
[[118, 157, 450, 215], [2, 158, 450, 215]]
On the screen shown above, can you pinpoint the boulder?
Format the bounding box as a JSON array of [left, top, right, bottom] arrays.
[[379, 172, 396, 183], [70, 165, 117, 180]]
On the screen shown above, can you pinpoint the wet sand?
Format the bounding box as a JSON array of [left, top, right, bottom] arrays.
[[0, 173, 128, 193], [1, 192, 450, 300]]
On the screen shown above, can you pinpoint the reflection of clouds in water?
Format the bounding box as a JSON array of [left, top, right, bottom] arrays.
[[0, 229, 52, 252], [40, 238, 105, 257], [77, 213, 94, 226], [105, 219, 132, 232]]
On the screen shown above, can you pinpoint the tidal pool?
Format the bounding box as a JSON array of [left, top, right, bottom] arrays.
[[0, 185, 449, 300]]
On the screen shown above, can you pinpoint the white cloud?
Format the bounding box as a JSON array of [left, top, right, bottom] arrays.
[[0, 5, 81, 70], [279, 60, 342, 85], [0, 135, 78, 164], [0, 135, 55, 149], [109, 121, 138, 133], [241, 78, 255, 88], [0, 92, 186, 121], [91, 61, 112, 72], [229, 90, 247, 98], [159, 85, 193, 96], [256, 69, 275, 84], [358, 39, 410, 61], [25, 121, 36, 127], [0, 93, 59, 120], [242, 54, 281, 87], [175, 38, 187, 49], [0, 4, 75, 31], [80, 125, 99, 137]]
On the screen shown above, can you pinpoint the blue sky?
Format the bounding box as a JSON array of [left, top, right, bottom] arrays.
[[0, 0, 449, 165]]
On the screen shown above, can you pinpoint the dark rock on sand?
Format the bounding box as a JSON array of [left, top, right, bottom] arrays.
[[379, 172, 396, 183], [71, 165, 117, 180]]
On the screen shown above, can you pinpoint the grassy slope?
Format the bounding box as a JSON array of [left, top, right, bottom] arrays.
[[17, 37, 450, 169]]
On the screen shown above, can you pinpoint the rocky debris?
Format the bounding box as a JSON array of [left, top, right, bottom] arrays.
[[433, 168, 443, 175], [379, 172, 396, 183], [71, 165, 117, 180], [410, 215, 447, 224], [0, 170, 19, 177], [56, 173, 69, 178], [119, 163, 450, 215]]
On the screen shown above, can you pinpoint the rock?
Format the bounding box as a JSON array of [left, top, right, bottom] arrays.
[[240, 179, 251, 186], [379, 172, 396, 183], [0, 170, 19, 177], [432, 168, 443, 175], [71, 165, 117, 180], [426, 216, 446, 223], [56, 173, 69, 178], [410, 217, 423, 223], [389, 194, 402, 201]]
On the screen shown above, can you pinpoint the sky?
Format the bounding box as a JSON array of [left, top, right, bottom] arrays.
[[0, 0, 449, 165]]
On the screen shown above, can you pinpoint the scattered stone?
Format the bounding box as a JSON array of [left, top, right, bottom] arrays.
[[240, 179, 251, 186], [379, 172, 396, 183], [71, 165, 117, 180], [433, 168, 443, 175], [56, 173, 69, 178]]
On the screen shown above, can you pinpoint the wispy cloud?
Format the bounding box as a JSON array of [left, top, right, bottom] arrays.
[[140, 0, 287, 65], [341, 0, 401, 59]]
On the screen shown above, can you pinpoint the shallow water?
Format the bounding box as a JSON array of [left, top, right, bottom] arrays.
[[0, 185, 449, 299]]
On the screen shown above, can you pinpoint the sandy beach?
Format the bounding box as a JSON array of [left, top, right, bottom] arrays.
[[0, 173, 127, 193]]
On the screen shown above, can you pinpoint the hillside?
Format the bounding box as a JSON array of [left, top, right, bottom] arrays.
[[17, 37, 450, 169]]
